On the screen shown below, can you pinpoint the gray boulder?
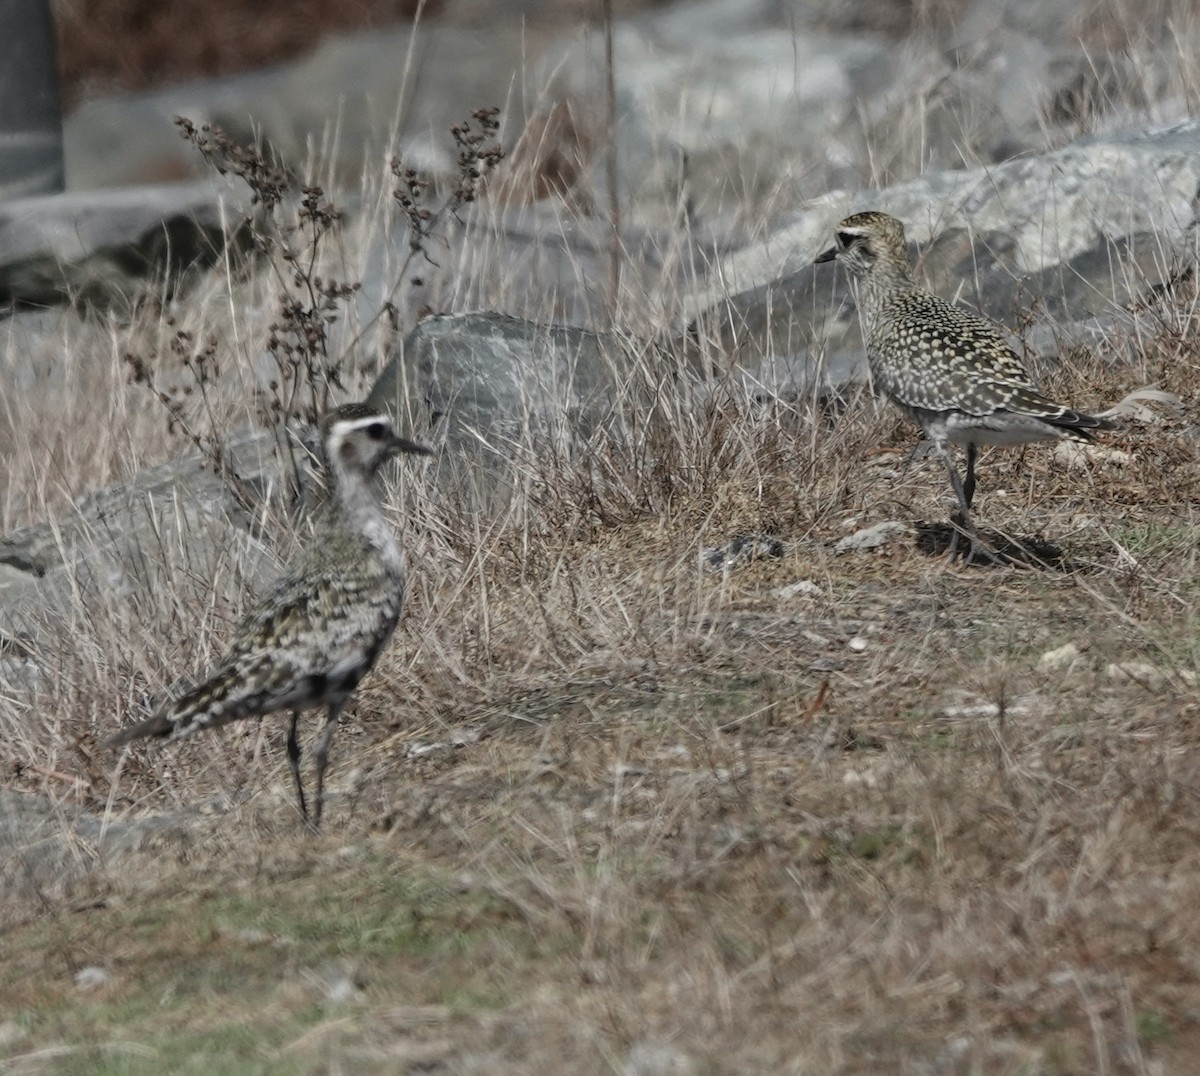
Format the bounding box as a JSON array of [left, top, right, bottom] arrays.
[[356, 197, 718, 334], [0, 428, 283, 648], [0, 790, 189, 905], [64, 22, 545, 191], [367, 310, 629, 439], [366, 311, 635, 506], [0, 179, 247, 311], [689, 120, 1200, 396]]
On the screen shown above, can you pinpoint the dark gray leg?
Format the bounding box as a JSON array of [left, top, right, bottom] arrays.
[[933, 441, 994, 563], [935, 442, 974, 521], [963, 443, 978, 510], [311, 701, 345, 832], [286, 711, 309, 826]]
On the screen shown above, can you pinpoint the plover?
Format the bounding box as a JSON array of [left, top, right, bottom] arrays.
[[105, 403, 431, 830], [816, 210, 1117, 561]]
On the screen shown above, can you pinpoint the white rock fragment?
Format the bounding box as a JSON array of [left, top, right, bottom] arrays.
[[940, 698, 1032, 719], [324, 974, 358, 1005], [74, 966, 112, 991], [847, 636, 869, 652], [304, 961, 363, 1006], [1105, 661, 1197, 689], [625, 1041, 696, 1076], [230, 927, 272, 945], [405, 727, 480, 759], [843, 768, 879, 788], [835, 520, 908, 555], [1039, 642, 1081, 671], [1053, 441, 1132, 469], [776, 579, 821, 600]]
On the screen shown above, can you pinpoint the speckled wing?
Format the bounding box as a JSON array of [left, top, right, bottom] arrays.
[[869, 292, 1075, 421], [105, 532, 404, 745]]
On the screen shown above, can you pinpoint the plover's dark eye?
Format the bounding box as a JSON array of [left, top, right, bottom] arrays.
[[365, 421, 387, 440], [836, 231, 858, 248]]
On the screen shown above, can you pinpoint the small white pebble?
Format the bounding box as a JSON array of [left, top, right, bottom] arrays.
[[842, 768, 878, 788], [940, 699, 1032, 719], [847, 636, 869, 652], [835, 521, 908, 555], [0, 1021, 27, 1047], [1105, 662, 1196, 688], [324, 975, 358, 1005], [1054, 441, 1132, 469], [776, 579, 821, 600], [231, 927, 272, 945], [624, 1041, 696, 1076], [1039, 642, 1080, 671], [74, 966, 111, 992]]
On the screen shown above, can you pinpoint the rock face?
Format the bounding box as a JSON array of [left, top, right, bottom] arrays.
[[0, 790, 189, 904], [689, 121, 1200, 401], [367, 311, 632, 506], [0, 180, 245, 310], [0, 429, 282, 647]]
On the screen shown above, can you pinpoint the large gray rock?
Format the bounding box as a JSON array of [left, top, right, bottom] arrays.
[[0, 791, 189, 905], [366, 311, 636, 506], [697, 120, 1200, 307], [64, 23, 547, 191], [368, 311, 629, 442], [0, 428, 283, 646], [0, 179, 247, 311], [689, 120, 1200, 391], [356, 197, 718, 333]]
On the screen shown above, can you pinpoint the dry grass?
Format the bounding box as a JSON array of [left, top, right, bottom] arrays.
[[7, 15, 1200, 1071], [5, 285, 1200, 1071]]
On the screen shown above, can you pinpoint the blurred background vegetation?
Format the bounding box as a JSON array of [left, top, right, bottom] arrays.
[[52, 0, 439, 106], [50, 0, 680, 108]]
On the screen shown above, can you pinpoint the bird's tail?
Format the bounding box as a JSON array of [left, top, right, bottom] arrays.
[[102, 710, 177, 747], [1005, 385, 1122, 439], [103, 664, 263, 748], [1045, 408, 1121, 439]]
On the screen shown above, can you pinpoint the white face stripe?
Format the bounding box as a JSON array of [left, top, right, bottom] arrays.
[[324, 414, 393, 453], [330, 414, 391, 434]]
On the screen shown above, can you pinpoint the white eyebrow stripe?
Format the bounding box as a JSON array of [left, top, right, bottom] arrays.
[[328, 415, 390, 436]]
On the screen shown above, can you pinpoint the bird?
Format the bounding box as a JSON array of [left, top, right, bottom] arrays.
[[815, 210, 1118, 562], [104, 402, 432, 831]]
